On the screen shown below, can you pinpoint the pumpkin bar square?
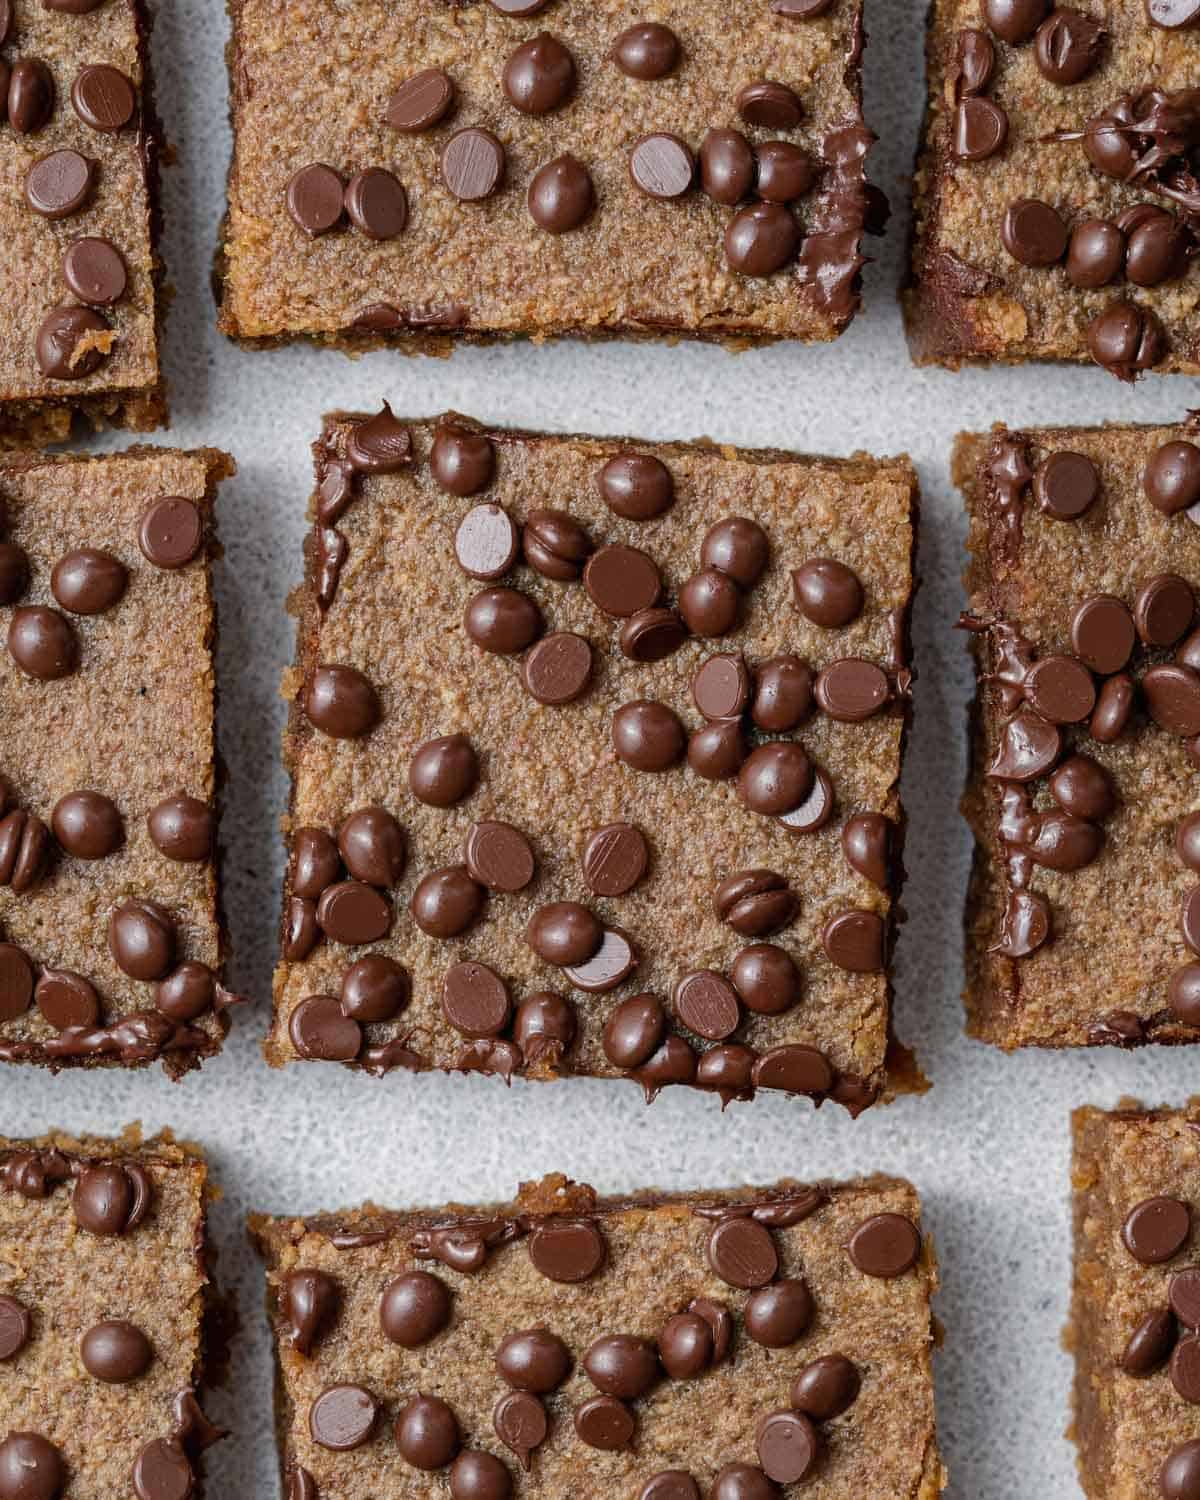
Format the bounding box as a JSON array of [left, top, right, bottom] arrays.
[[960, 420, 1200, 1048], [0, 1129, 226, 1500], [252, 1172, 944, 1499], [271, 410, 918, 1112], [0, 445, 236, 1073], [219, 0, 877, 351], [905, 0, 1200, 379], [0, 0, 168, 447], [1068, 1102, 1200, 1499]]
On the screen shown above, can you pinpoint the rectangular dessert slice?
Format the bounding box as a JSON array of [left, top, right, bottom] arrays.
[[270, 410, 918, 1113], [0, 1129, 226, 1498], [0, 445, 234, 1072], [905, 0, 1199, 378], [0, 0, 167, 446], [960, 420, 1200, 1048], [1071, 1103, 1200, 1499], [219, 0, 875, 350], [253, 1172, 944, 1499]]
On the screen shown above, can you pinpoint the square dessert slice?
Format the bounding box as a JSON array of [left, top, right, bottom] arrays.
[[219, 0, 876, 350], [0, 445, 235, 1073], [1070, 1103, 1200, 1500], [960, 420, 1200, 1048], [0, 1129, 226, 1499], [905, 0, 1199, 379], [252, 1172, 944, 1499], [270, 410, 918, 1113], [0, 0, 167, 446]]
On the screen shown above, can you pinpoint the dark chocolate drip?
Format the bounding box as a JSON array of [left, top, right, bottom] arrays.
[[0, 1011, 210, 1065], [409, 1216, 526, 1272], [691, 1187, 827, 1225], [795, 121, 873, 324], [361, 1036, 425, 1077], [984, 433, 1033, 565], [315, 527, 348, 608]]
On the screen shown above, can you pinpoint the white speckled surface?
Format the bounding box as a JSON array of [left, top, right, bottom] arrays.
[[4, 3, 1198, 1496]]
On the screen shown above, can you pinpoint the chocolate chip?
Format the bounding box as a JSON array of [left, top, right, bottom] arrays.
[[612, 22, 679, 78], [346, 406, 412, 473], [706, 1216, 777, 1288], [848, 1212, 921, 1276], [822, 908, 884, 972], [317, 880, 391, 944], [132, 1438, 193, 1500], [395, 1394, 458, 1468], [291, 828, 338, 899], [1034, 8, 1103, 82], [1185, 887, 1200, 954], [1087, 299, 1167, 381], [310, 1385, 377, 1452], [443, 961, 510, 1037], [814, 658, 888, 720], [744, 1278, 814, 1347], [695, 1044, 756, 1101], [725, 202, 799, 274], [71, 63, 135, 132], [842, 813, 891, 885], [0, 1297, 30, 1361], [585, 544, 661, 617], [0, 810, 48, 893], [524, 632, 593, 704], [731, 943, 801, 1014], [7, 605, 76, 680], [640, 1474, 699, 1500], [465, 587, 542, 653], [1065, 219, 1123, 288], [496, 1329, 571, 1392], [154, 962, 217, 1024], [51, 790, 123, 858], [953, 97, 1008, 160], [791, 1354, 861, 1418], [527, 901, 602, 966], [50, 546, 127, 614], [987, 704, 1062, 779], [792, 558, 863, 627], [1002, 198, 1068, 266], [1120, 1306, 1177, 1375], [629, 133, 694, 198], [139, 497, 203, 568], [1071, 594, 1135, 674], [777, 765, 835, 833], [528, 154, 593, 232], [1137, 573, 1194, 646], [386, 68, 454, 131], [1147, 441, 1200, 515], [679, 568, 740, 636], [442, 128, 506, 201], [8, 58, 53, 135], [410, 734, 478, 805], [1025, 810, 1103, 871], [290, 995, 363, 1060], [597, 453, 673, 519], [688, 721, 746, 780], [283, 898, 320, 962], [0, 943, 36, 1021], [108, 898, 175, 979], [1048, 755, 1113, 821], [564, 928, 638, 992], [147, 793, 213, 863], [73, 1163, 149, 1235], [1179, 813, 1200, 871], [338, 806, 405, 887], [752, 1043, 834, 1094], [700, 129, 755, 205], [461, 820, 532, 893], [1146, 0, 1200, 22], [673, 970, 741, 1041], [738, 742, 812, 815], [756, 1410, 819, 1484], [1162, 1441, 1200, 1500], [0, 1435, 64, 1500], [1033, 451, 1099, 519], [344, 168, 408, 239], [574, 1395, 634, 1451], [78, 1318, 152, 1383], [737, 79, 803, 129], [658, 1313, 713, 1378], [35, 969, 99, 1028], [338, 955, 408, 1024], [25, 148, 95, 218], [0, 544, 28, 605], [1025, 654, 1095, 722], [702, 517, 769, 586], [1174, 1269, 1200, 1330], [35, 305, 110, 379], [1127, 215, 1190, 286], [1171, 1336, 1200, 1403], [715, 870, 797, 936], [503, 32, 574, 113], [1123, 1197, 1192, 1264], [620, 608, 687, 662], [432, 425, 495, 496], [530, 1219, 606, 1282], [634, 1033, 697, 1096], [582, 823, 647, 896], [450, 1451, 512, 1500], [493, 1391, 547, 1471], [412, 866, 484, 939], [752, 656, 813, 731], [381, 1270, 451, 1347], [513, 991, 576, 1065], [756, 141, 817, 202], [613, 700, 684, 771], [603, 992, 666, 1068], [693, 655, 750, 721], [583, 1334, 659, 1398], [286, 164, 345, 235], [709, 1464, 778, 1500], [523, 509, 592, 579], [982, 0, 1049, 40], [954, 31, 997, 95]]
